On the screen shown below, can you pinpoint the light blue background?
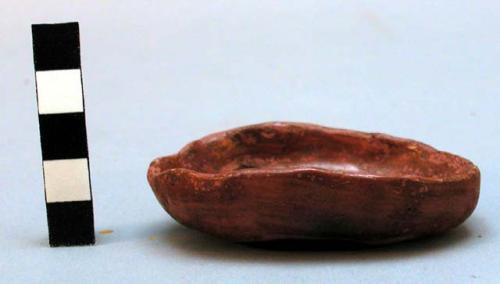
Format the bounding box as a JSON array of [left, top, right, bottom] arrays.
[[1, 1, 499, 283]]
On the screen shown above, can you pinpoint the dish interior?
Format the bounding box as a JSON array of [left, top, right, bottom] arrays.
[[174, 124, 472, 180]]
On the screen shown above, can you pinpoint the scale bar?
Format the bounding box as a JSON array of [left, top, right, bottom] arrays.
[[32, 22, 95, 247]]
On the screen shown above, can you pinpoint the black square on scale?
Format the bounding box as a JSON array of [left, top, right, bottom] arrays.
[[38, 112, 89, 161], [32, 22, 81, 71], [46, 201, 95, 246]]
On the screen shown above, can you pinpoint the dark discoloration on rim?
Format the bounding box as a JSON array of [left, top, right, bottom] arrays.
[[147, 122, 480, 244]]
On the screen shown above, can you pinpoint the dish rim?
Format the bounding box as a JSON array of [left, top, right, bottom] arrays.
[[148, 122, 480, 184]]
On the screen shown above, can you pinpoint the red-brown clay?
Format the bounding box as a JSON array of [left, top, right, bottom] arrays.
[[147, 122, 480, 244]]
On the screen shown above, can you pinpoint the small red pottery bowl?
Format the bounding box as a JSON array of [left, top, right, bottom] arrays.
[[147, 122, 480, 244]]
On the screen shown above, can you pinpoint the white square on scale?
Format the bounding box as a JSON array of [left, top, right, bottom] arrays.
[[43, 158, 91, 203], [36, 69, 84, 114]]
